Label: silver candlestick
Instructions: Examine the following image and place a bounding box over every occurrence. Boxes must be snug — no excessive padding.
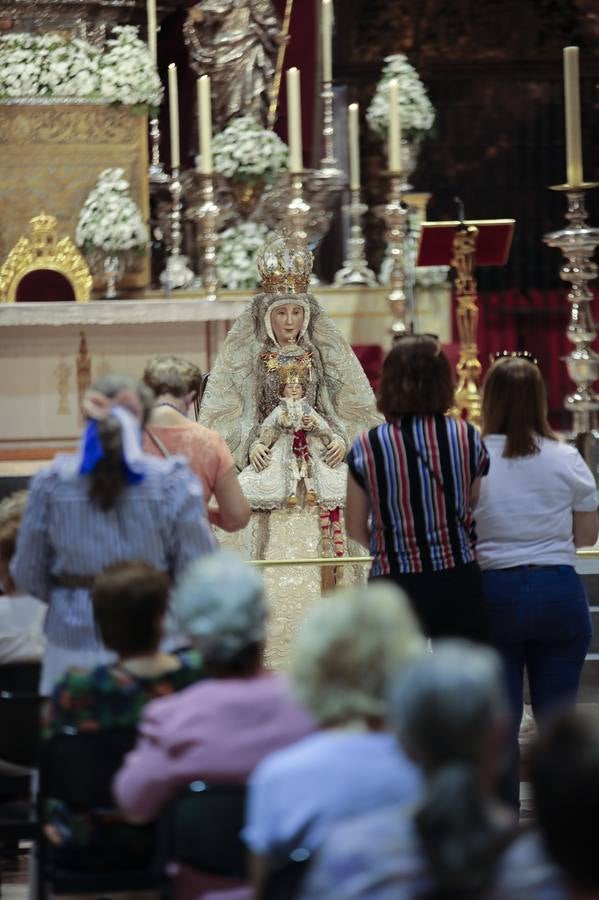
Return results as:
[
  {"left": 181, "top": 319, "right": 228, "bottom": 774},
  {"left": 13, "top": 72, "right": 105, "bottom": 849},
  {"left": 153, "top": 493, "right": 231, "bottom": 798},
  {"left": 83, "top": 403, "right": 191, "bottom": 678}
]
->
[
  {"left": 194, "top": 174, "right": 220, "bottom": 302},
  {"left": 287, "top": 171, "right": 311, "bottom": 246},
  {"left": 160, "top": 168, "right": 194, "bottom": 290},
  {"left": 319, "top": 80, "right": 343, "bottom": 178},
  {"left": 377, "top": 172, "right": 410, "bottom": 337},
  {"left": 334, "top": 188, "right": 377, "bottom": 286},
  {"left": 148, "top": 117, "right": 169, "bottom": 184},
  {"left": 544, "top": 182, "right": 599, "bottom": 435}
]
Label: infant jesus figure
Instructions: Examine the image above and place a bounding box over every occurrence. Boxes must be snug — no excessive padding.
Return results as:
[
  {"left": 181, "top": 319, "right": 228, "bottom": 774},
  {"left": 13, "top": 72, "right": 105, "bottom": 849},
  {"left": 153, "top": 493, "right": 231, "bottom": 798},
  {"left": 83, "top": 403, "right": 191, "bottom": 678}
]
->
[{"left": 239, "top": 366, "right": 348, "bottom": 513}]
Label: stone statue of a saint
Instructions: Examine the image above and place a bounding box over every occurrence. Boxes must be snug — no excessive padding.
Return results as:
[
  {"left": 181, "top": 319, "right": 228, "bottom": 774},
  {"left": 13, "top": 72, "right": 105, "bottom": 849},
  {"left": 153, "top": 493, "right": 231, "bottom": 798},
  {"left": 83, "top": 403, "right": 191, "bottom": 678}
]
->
[{"left": 183, "top": 0, "right": 281, "bottom": 128}]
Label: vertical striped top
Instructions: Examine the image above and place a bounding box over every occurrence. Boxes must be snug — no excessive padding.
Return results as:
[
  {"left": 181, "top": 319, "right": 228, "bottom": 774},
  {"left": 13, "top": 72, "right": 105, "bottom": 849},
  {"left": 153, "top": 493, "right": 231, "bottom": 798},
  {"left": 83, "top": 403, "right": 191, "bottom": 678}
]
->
[
  {"left": 348, "top": 415, "right": 489, "bottom": 575},
  {"left": 11, "top": 455, "right": 216, "bottom": 651}
]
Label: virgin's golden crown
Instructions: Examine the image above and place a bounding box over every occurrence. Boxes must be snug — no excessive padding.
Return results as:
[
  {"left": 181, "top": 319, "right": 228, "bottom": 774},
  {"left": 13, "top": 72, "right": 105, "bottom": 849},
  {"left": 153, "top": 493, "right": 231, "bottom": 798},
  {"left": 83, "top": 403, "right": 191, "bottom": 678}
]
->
[{"left": 257, "top": 231, "right": 313, "bottom": 294}]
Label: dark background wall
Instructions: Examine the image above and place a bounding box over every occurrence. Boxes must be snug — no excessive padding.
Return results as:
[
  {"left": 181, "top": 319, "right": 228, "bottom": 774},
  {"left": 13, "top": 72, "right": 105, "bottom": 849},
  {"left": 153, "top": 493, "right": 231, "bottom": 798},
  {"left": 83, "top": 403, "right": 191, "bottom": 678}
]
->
[{"left": 332, "top": 0, "right": 599, "bottom": 423}]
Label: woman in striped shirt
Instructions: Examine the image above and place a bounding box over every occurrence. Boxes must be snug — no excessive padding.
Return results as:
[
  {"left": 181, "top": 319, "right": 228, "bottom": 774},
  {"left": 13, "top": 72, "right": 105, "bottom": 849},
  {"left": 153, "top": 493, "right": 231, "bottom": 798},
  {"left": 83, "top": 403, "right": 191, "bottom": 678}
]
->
[{"left": 346, "top": 335, "right": 489, "bottom": 641}]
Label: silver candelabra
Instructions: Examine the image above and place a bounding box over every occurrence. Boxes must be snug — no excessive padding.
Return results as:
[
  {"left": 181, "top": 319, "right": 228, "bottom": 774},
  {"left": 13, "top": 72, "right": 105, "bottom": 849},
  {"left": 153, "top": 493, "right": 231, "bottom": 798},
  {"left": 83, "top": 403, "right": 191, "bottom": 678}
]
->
[
  {"left": 544, "top": 183, "right": 599, "bottom": 435},
  {"left": 148, "top": 117, "right": 169, "bottom": 185},
  {"left": 319, "top": 80, "right": 343, "bottom": 178},
  {"left": 194, "top": 174, "right": 221, "bottom": 302},
  {"left": 159, "top": 168, "right": 195, "bottom": 291},
  {"left": 377, "top": 173, "right": 410, "bottom": 337},
  {"left": 334, "top": 189, "right": 377, "bottom": 286},
  {"left": 286, "top": 171, "right": 311, "bottom": 246}
]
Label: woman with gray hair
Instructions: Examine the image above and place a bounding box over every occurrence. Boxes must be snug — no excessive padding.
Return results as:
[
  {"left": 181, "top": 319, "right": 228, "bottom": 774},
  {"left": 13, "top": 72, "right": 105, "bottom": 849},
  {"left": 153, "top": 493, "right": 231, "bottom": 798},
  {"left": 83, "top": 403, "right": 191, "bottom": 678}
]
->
[
  {"left": 113, "top": 552, "right": 314, "bottom": 899},
  {"left": 243, "top": 582, "right": 425, "bottom": 896},
  {"left": 302, "top": 641, "right": 563, "bottom": 899}
]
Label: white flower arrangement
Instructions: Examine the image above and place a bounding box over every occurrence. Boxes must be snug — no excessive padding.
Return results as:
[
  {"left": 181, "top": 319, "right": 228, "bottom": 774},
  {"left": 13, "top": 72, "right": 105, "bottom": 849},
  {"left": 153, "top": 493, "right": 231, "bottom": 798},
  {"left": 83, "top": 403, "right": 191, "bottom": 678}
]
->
[
  {"left": 212, "top": 116, "right": 288, "bottom": 182},
  {"left": 0, "top": 26, "right": 163, "bottom": 110},
  {"left": 99, "top": 26, "right": 163, "bottom": 110},
  {"left": 76, "top": 168, "right": 148, "bottom": 255},
  {"left": 216, "top": 222, "right": 271, "bottom": 290},
  {"left": 366, "top": 54, "right": 435, "bottom": 141}
]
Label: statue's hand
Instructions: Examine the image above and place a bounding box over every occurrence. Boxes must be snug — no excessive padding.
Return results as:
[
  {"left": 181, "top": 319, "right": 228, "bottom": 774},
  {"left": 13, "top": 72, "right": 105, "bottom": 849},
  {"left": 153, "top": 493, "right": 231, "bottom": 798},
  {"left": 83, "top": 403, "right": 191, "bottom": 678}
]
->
[
  {"left": 250, "top": 442, "right": 271, "bottom": 472},
  {"left": 302, "top": 414, "right": 316, "bottom": 431},
  {"left": 188, "top": 6, "right": 204, "bottom": 24},
  {"left": 325, "top": 438, "right": 345, "bottom": 468}
]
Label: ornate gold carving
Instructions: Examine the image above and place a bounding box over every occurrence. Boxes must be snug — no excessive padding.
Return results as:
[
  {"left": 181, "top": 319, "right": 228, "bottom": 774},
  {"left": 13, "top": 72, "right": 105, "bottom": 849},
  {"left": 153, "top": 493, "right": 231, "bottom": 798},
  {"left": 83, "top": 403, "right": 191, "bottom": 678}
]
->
[
  {"left": 0, "top": 213, "right": 92, "bottom": 303},
  {"left": 76, "top": 331, "right": 92, "bottom": 424},
  {"left": 54, "top": 357, "right": 71, "bottom": 415},
  {"left": 0, "top": 104, "right": 150, "bottom": 289},
  {"left": 451, "top": 225, "right": 482, "bottom": 425}
]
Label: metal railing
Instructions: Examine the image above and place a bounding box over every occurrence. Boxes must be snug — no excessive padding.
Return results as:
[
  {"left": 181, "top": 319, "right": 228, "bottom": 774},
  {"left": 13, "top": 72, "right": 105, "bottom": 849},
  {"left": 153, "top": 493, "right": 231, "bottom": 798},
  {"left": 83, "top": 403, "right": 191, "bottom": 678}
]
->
[{"left": 248, "top": 549, "right": 599, "bottom": 568}]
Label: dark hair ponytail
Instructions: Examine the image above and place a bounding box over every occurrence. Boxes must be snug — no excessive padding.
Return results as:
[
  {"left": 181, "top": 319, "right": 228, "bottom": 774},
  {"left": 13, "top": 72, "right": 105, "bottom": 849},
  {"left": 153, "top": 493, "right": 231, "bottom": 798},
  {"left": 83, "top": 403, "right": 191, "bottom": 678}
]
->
[
  {"left": 415, "top": 763, "right": 512, "bottom": 899},
  {"left": 86, "top": 375, "right": 154, "bottom": 512}
]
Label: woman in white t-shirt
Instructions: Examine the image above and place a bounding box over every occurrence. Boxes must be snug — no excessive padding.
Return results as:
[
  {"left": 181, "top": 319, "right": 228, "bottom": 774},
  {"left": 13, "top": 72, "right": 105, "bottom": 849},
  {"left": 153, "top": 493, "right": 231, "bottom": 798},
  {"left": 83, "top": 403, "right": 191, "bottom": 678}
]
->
[{"left": 475, "top": 353, "right": 598, "bottom": 807}]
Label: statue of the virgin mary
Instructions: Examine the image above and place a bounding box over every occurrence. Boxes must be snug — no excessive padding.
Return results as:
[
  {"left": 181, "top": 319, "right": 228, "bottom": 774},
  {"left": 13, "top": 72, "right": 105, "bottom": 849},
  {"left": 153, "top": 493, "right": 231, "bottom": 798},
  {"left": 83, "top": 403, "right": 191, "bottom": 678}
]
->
[{"left": 200, "top": 232, "right": 381, "bottom": 663}]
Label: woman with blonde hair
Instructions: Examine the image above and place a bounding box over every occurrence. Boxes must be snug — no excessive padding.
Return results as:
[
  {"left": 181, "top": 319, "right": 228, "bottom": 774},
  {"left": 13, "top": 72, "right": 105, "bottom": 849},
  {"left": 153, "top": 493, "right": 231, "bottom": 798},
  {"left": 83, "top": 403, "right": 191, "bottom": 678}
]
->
[
  {"left": 143, "top": 355, "right": 250, "bottom": 533},
  {"left": 476, "top": 353, "right": 598, "bottom": 806},
  {"left": 243, "top": 582, "right": 425, "bottom": 894}
]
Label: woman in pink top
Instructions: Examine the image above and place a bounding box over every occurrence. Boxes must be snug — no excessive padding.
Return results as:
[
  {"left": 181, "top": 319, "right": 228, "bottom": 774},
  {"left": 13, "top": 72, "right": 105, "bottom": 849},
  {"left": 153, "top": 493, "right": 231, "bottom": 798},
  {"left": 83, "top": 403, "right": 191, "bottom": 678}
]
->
[
  {"left": 113, "top": 553, "right": 314, "bottom": 900},
  {"left": 143, "top": 356, "right": 250, "bottom": 533}
]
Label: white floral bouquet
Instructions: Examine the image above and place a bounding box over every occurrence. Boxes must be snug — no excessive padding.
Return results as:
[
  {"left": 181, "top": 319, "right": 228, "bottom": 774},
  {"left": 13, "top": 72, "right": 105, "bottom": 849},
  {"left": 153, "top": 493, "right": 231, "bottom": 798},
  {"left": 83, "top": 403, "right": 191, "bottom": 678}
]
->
[
  {"left": 0, "top": 26, "right": 163, "bottom": 110},
  {"left": 216, "top": 222, "right": 271, "bottom": 290},
  {"left": 366, "top": 54, "right": 435, "bottom": 141},
  {"left": 76, "top": 168, "right": 148, "bottom": 255},
  {"left": 212, "top": 116, "right": 288, "bottom": 182},
  {"left": 99, "top": 26, "right": 163, "bottom": 111}
]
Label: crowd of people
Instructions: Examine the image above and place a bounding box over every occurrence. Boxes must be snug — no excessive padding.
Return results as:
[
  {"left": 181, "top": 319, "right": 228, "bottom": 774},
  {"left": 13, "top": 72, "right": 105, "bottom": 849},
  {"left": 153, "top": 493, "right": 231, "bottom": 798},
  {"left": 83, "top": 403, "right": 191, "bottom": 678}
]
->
[{"left": 0, "top": 337, "right": 598, "bottom": 899}]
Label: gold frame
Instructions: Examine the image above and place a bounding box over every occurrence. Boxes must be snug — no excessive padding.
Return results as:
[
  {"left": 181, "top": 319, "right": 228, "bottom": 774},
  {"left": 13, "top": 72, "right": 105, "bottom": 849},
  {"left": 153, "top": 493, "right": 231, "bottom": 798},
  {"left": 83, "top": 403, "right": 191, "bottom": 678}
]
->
[{"left": 0, "top": 213, "right": 92, "bottom": 303}]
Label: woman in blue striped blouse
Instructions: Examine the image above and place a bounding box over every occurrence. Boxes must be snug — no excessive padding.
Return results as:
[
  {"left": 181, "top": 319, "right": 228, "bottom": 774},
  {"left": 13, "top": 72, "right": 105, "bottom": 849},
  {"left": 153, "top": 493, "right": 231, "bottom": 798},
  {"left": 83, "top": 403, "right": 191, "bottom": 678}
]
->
[
  {"left": 346, "top": 336, "right": 489, "bottom": 642},
  {"left": 11, "top": 374, "right": 216, "bottom": 694}
]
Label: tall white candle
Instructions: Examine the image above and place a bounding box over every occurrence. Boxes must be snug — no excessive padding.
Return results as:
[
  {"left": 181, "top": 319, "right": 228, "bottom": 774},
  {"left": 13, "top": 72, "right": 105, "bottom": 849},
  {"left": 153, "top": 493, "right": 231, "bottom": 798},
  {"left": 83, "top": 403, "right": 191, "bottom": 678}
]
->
[
  {"left": 286, "top": 67, "right": 303, "bottom": 173},
  {"left": 388, "top": 79, "right": 402, "bottom": 173},
  {"left": 563, "top": 46, "right": 583, "bottom": 185},
  {"left": 348, "top": 103, "right": 360, "bottom": 191},
  {"left": 168, "top": 63, "right": 180, "bottom": 170},
  {"left": 321, "top": 0, "right": 333, "bottom": 84},
  {"left": 197, "top": 75, "right": 213, "bottom": 175},
  {"left": 147, "top": 0, "right": 157, "bottom": 64}
]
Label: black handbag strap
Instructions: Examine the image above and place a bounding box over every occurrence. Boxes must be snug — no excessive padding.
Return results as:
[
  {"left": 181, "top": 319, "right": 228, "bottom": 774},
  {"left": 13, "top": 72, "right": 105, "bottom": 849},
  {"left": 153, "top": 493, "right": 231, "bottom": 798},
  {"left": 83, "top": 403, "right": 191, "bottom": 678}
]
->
[{"left": 145, "top": 427, "right": 170, "bottom": 458}]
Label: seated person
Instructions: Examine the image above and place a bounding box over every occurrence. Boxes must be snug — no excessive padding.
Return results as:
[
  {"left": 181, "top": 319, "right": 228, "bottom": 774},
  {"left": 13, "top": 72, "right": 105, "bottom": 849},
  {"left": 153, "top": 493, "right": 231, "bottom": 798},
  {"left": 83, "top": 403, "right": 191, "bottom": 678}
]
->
[
  {"left": 114, "top": 553, "right": 314, "bottom": 900},
  {"left": 530, "top": 708, "right": 599, "bottom": 899},
  {"left": 43, "top": 560, "right": 203, "bottom": 867},
  {"left": 243, "top": 584, "right": 425, "bottom": 896},
  {"left": 0, "top": 491, "right": 45, "bottom": 667},
  {"left": 301, "top": 641, "right": 564, "bottom": 899}
]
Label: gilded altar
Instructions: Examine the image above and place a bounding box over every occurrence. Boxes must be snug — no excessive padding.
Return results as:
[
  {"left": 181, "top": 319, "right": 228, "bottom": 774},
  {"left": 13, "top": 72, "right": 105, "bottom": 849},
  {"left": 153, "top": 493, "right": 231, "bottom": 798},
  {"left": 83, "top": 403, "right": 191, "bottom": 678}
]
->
[{"left": 0, "top": 101, "right": 150, "bottom": 290}]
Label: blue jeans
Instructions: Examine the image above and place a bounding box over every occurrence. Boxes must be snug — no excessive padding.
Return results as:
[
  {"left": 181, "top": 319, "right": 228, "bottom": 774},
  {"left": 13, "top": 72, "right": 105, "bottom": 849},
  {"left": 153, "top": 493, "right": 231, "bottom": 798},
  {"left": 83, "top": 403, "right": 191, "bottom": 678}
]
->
[{"left": 483, "top": 565, "right": 592, "bottom": 806}]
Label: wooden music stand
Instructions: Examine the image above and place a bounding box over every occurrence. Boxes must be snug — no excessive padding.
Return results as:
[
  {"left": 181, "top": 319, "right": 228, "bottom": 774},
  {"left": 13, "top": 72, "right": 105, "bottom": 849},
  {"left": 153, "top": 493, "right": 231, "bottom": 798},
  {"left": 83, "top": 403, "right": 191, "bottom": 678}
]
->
[{"left": 416, "top": 219, "right": 515, "bottom": 424}]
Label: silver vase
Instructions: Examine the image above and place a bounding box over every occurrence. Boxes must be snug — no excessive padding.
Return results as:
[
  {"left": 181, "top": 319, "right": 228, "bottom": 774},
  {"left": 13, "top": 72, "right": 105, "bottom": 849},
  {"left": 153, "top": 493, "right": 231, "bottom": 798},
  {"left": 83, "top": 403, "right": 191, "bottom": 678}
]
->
[{"left": 102, "top": 253, "right": 122, "bottom": 300}]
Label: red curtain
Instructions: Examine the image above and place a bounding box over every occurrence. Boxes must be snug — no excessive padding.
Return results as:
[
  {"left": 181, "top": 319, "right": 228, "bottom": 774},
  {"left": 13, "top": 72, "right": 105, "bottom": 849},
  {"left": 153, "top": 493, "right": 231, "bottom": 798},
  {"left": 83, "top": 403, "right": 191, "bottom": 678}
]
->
[
  {"left": 466, "top": 288, "right": 599, "bottom": 428},
  {"left": 272, "top": 0, "right": 317, "bottom": 165}
]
